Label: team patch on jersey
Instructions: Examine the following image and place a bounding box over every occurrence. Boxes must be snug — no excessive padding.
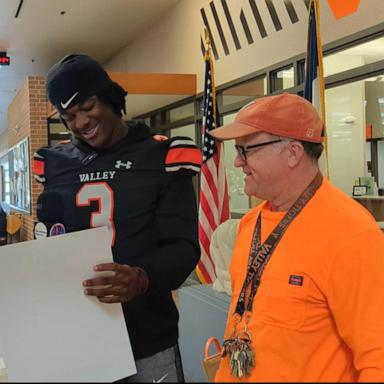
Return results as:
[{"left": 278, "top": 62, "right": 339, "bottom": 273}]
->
[
  {"left": 165, "top": 138, "right": 202, "bottom": 173},
  {"left": 32, "top": 152, "right": 46, "bottom": 183}
]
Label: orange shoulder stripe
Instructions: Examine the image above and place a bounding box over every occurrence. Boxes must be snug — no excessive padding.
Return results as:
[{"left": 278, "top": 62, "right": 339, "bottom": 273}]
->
[
  {"left": 165, "top": 147, "right": 202, "bottom": 166},
  {"left": 33, "top": 159, "right": 45, "bottom": 176}
]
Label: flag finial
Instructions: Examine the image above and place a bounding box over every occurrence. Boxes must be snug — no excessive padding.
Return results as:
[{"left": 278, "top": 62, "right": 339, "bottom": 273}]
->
[{"left": 204, "top": 27, "right": 211, "bottom": 55}]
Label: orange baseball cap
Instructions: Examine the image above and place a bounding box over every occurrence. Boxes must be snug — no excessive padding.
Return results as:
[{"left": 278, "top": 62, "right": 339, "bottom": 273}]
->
[{"left": 210, "top": 93, "right": 324, "bottom": 143}]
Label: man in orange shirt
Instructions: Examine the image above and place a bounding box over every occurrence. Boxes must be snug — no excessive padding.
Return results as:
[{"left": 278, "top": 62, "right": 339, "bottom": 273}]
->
[{"left": 209, "top": 93, "right": 384, "bottom": 382}]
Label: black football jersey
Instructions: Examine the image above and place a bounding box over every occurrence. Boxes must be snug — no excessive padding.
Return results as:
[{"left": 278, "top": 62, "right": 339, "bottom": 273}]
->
[{"left": 33, "top": 120, "right": 202, "bottom": 358}]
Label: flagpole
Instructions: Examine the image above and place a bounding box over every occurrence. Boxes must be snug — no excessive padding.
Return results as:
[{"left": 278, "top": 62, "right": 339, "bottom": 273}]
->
[
  {"left": 313, "top": 0, "right": 325, "bottom": 123},
  {"left": 305, "top": 0, "right": 329, "bottom": 176},
  {"left": 204, "top": 28, "right": 218, "bottom": 128},
  {"left": 313, "top": 0, "right": 329, "bottom": 176}
]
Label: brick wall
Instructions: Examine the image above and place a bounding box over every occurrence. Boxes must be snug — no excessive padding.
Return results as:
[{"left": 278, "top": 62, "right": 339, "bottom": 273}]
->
[{"left": 7, "top": 76, "right": 48, "bottom": 241}]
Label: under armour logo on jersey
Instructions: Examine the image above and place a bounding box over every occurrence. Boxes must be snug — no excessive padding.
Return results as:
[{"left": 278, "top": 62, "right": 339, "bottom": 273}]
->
[{"left": 115, "top": 160, "right": 132, "bottom": 169}]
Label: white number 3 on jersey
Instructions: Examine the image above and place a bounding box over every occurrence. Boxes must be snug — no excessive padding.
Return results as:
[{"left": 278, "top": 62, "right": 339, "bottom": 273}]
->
[{"left": 76, "top": 182, "right": 116, "bottom": 246}]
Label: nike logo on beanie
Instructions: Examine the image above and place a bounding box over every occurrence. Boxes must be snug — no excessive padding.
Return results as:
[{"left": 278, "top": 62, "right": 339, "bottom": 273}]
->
[{"left": 61, "top": 91, "right": 79, "bottom": 109}]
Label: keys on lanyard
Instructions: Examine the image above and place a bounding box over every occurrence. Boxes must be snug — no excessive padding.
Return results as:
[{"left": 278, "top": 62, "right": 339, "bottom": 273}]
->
[{"left": 222, "top": 330, "right": 255, "bottom": 378}]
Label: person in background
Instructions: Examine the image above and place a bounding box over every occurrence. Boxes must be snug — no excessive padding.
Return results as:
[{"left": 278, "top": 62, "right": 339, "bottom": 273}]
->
[
  {"left": 209, "top": 92, "right": 384, "bottom": 382},
  {"left": 33, "top": 53, "right": 202, "bottom": 382}
]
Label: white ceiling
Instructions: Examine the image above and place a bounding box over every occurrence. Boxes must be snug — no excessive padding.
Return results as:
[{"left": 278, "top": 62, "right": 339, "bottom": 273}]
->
[{"left": 0, "top": 0, "right": 181, "bottom": 134}]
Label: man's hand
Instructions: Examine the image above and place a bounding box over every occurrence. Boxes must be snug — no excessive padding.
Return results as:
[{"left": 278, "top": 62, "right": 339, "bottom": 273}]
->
[{"left": 82, "top": 263, "right": 149, "bottom": 303}]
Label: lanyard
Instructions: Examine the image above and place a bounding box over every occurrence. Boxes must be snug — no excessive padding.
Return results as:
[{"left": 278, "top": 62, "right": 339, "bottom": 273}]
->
[
  {"left": 223, "top": 172, "right": 323, "bottom": 379},
  {"left": 235, "top": 172, "right": 323, "bottom": 318}
]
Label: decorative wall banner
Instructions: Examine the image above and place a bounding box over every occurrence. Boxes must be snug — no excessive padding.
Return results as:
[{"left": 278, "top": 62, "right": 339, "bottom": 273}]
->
[
  {"left": 200, "top": 0, "right": 362, "bottom": 61},
  {"left": 200, "top": 0, "right": 304, "bottom": 60},
  {"left": 327, "top": 0, "right": 360, "bottom": 20}
]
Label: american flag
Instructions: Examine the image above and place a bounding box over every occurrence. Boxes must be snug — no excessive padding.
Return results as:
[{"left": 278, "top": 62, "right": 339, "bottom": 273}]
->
[{"left": 196, "top": 47, "right": 230, "bottom": 284}]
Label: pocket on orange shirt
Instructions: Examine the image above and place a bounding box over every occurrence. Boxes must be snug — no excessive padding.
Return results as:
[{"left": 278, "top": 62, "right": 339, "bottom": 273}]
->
[{"left": 255, "top": 272, "right": 309, "bottom": 330}]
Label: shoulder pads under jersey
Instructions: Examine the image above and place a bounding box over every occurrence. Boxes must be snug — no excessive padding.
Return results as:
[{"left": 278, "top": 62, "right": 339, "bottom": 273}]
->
[
  {"left": 32, "top": 141, "right": 75, "bottom": 184},
  {"left": 164, "top": 136, "right": 202, "bottom": 174},
  {"left": 32, "top": 148, "right": 47, "bottom": 184}
]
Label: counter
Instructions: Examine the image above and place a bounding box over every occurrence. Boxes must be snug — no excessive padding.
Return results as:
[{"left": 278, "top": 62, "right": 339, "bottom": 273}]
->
[{"left": 353, "top": 196, "right": 384, "bottom": 221}]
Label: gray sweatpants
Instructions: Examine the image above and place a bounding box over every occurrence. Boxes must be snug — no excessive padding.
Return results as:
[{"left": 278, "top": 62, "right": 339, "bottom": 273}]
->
[{"left": 117, "top": 344, "right": 185, "bottom": 383}]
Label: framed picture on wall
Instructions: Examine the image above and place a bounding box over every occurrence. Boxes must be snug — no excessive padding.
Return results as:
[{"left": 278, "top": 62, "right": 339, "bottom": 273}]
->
[
  {"left": 8, "top": 137, "right": 31, "bottom": 214},
  {"left": 352, "top": 185, "right": 368, "bottom": 197}
]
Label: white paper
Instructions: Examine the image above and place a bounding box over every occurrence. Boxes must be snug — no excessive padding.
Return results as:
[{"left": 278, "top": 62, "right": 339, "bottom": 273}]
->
[{"left": 0, "top": 227, "right": 136, "bottom": 382}]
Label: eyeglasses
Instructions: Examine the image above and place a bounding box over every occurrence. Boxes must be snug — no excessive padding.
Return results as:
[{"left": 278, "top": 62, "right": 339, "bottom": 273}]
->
[{"left": 235, "top": 139, "right": 282, "bottom": 161}]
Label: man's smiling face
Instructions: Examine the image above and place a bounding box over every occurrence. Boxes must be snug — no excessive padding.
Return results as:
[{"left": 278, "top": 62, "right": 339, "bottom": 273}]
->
[{"left": 60, "top": 96, "right": 122, "bottom": 150}]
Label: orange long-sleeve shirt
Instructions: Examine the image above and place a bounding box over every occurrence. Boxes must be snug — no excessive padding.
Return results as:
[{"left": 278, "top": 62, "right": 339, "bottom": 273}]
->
[{"left": 215, "top": 179, "right": 384, "bottom": 382}]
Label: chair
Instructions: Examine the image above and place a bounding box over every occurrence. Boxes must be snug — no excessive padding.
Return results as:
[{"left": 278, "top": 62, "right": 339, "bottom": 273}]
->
[
  {"left": 7, "top": 213, "right": 22, "bottom": 243},
  {"left": 210, "top": 219, "right": 240, "bottom": 296}
]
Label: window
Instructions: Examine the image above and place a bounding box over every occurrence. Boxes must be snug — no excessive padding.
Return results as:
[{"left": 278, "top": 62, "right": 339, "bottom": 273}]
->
[
  {"left": 378, "top": 96, "right": 384, "bottom": 126},
  {"left": 169, "top": 103, "right": 194, "bottom": 123},
  {"left": 8, "top": 137, "right": 31, "bottom": 213},
  {"left": 0, "top": 154, "right": 10, "bottom": 205},
  {"left": 222, "top": 113, "right": 250, "bottom": 212},
  {"left": 169, "top": 124, "right": 196, "bottom": 142},
  {"left": 48, "top": 119, "right": 70, "bottom": 145},
  {"left": 325, "top": 73, "right": 384, "bottom": 194},
  {"left": 365, "top": 76, "right": 384, "bottom": 138},
  {"left": 297, "top": 59, "right": 306, "bottom": 85},
  {"left": 324, "top": 36, "right": 384, "bottom": 77},
  {"left": 150, "top": 112, "right": 166, "bottom": 132},
  {"left": 270, "top": 65, "right": 294, "bottom": 92},
  {"left": 222, "top": 76, "right": 266, "bottom": 107},
  {"left": 49, "top": 122, "right": 67, "bottom": 134}
]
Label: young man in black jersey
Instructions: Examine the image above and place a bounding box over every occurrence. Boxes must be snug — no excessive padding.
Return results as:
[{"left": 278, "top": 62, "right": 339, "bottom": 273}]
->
[{"left": 33, "top": 54, "right": 202, "bottom": 382}]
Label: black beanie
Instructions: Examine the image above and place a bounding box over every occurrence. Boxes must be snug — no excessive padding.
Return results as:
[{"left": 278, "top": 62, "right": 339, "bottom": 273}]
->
[{"left": 46, "top": 53, "right": 114, "bottom": 114}]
